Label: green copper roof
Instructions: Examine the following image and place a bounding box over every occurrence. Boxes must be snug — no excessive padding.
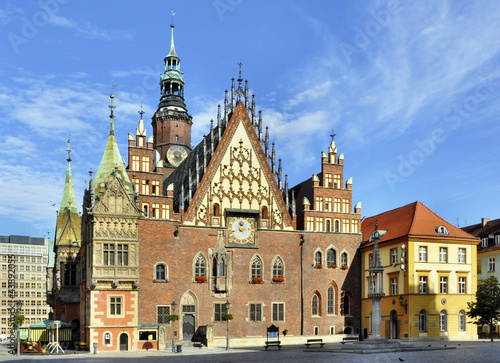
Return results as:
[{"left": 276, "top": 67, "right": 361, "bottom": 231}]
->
[
  {"left": 94, "top": 95, "right": 132, "bottom": 198},
  {"left": 59, "top": 140, "right": 78, "bottom": 217},
  {"left": 55, "top": 139, "right": 81, "bottom": 247}
]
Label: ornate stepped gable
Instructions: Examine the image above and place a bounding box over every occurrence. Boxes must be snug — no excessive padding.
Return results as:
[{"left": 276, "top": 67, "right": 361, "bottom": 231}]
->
[{"left": 165, "top": 99, "right": 293, "bottom": 230}]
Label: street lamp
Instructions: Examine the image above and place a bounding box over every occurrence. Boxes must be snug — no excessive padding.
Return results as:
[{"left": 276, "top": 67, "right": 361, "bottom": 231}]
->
[
  {"left": 225, "top": 301, "right": 231, "bottom": 351},
  {"left": 16, "top": 300, "right": 22, "bottom": 357},
  {"left": 171, "top": 301, "right": 177, "bottom": 353}
]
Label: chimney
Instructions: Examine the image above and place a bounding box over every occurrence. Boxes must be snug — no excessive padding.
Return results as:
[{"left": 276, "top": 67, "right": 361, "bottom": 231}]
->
[{"left": 482, "top": 218, "right": 490, "bottom": 227}]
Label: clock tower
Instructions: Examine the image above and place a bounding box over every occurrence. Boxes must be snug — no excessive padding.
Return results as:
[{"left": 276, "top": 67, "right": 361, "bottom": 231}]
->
[{"left": 152, "top": 20, "right": 192, "bottom": 177}]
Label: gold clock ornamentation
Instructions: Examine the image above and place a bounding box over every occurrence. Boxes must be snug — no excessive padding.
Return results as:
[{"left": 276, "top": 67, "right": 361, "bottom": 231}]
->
[
  {"left": 228, "top": 216, "right": 255, "bottom": 245},
  {"left": 167, "top": 145, "right": 188, "bottom": 167}
]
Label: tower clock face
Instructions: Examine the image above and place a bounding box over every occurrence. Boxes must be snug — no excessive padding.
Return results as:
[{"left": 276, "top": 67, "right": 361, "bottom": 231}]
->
[
  {"left": 228, "top": 215, "right": 255, "bottom": 246},
  {"left": 166, "top": 145, "right": 187, "bottom": 167}
]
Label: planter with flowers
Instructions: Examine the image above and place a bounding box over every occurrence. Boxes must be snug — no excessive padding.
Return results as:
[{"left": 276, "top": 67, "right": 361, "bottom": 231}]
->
[
  {"left": 328, "top": 264, "right": 337, "bottom": 269},
  {"left": 251, "top": 277, "right": 263, "bottom": 284},
  {"left": 195, "top": 275, "right": 207, "bottom": 283},
  {"left": 167, "top": 314, "right": 179, "bottom": 323},
  {"left": 314, "top": 264, "right": 323, "bottom": 269},
  {"left": 272, "top": 276, "right": 285, "bottom": 283},
  {"left": 222, "top": 313, "right": 233, "bottom": 321},
  {"left": 341, "top": 264, "right": 348, "bottom": 270}
]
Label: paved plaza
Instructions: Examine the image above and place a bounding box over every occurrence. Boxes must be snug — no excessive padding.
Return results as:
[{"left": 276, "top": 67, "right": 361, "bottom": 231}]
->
[{"left": 0, "top": 340, "right": 499, "bottom": 362}]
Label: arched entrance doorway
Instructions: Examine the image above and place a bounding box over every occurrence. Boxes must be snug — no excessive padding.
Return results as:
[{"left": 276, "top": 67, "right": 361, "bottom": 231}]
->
[
  {"left": 390, "top": 310, "right": 399, "bottom": 339},
  {"left": 70, "top": 318, "right": 80, "bottom": 344},
  {"left": 119, "top": 333, "right": 128, "bottom": 351}
]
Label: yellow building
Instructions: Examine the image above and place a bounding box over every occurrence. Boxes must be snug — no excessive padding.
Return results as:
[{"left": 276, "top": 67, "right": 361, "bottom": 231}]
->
[{"left": 360, "top": 201, "right": 479, "bottom": 341}]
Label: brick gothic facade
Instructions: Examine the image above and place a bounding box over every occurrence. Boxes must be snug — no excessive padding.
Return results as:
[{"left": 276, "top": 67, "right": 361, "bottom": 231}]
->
[{"left": 78, "top": 24, "right": 362, "bottom": 351}]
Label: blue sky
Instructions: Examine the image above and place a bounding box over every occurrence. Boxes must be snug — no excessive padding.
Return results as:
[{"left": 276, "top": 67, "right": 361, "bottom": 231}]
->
[{"left": 1, "top": 0, "right": 499, "bottom": 238}]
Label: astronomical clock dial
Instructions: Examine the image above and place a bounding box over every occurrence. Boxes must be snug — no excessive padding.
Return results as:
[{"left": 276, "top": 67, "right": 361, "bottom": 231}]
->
[
  {"left": 167, "top": 145, "right": 188, "bottom": 167},
  {"left": 228, "top": 216, "right": 255, "bottom": 245}
]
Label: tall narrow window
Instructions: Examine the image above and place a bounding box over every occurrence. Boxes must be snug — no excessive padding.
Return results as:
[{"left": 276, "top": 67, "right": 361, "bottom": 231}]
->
[
  {"left": 390, "top": 248, "right": 397, "bottom": 265},
  {"left": 340, "top": 252, "right": 348, "bottom": 267},
  {"left": 327, "top": 286, "right": 335, "bottom": 315},
  {"left": 458, "top": 248, "right": 466, "bottom": 263},
  {"left": 272, "top": 257, "right": 283, "bottom": 278},
  {"left": 419, "top": 310, "right": 427, "bottom": 332},
  {"left": 103, "top": 244, "right": 114, "bottom": 266},
  {"left": 334, "top": 220, "right": 340, "bottom": 232},
  {"left": 488, "top": 257, "right": 496, "bottom": 272},
  {"left": 312, "top": 294, "right": 319, "bottom": 316},
  {"left": 439, "top": 310, "right": 447, "bottom": 332},
  {"left": 419, "top": 246, "right": 427, "bottom": 262},
  {"left": 391, "top": 278, "right": 397, "bottom": 295},
  {"left": 117, "top": 244, "right": 128, "bottom": 266},
  {"left": 326, "top": 219, "right": 331, "bottom": 232},
  {"left": 458, "top": 310, "right": 466, "bottom": 331},
  {"left": 440, "top": 247, "right": 447, "bottom": 263},
  {"left": 251, "top": 256, "right": 262, "bottom": 279},
  {"left": 459, "top": 277, "right": 466, "bottom": 294},
  {"left": 314, "top": 251, "right": 322, "bottom": 266},
  {"left": 440, "top": 276, "right": 448, "bottom": 294},
  {"left": 327, "top": 249, "right": 337, "bottom": 267},
  {"left": 343, "top": 294, "right": 351, "bottom": 315},
  {"left": 272, "top": 303, "right": 285, "bottom": 322},
  {"left": 419, "top": 276, "right": 428, "bottom": 294},
  {"left": 195, "top": 255, "right": 206, "bottom": 277}
]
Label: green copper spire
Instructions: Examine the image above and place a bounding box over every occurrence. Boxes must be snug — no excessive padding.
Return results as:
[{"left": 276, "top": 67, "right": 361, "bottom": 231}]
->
[
  {"left": 55, "top": 138, "right": 81, "bottom": 247},
  {"left": 94, "top": 94, "right": 132, "bottom": 198},
  {"left": 168, "top": 22, "right": 177, "bottom": 57},
  {"left": 159, "top": 16, "right": 186, "bottom": 109}
]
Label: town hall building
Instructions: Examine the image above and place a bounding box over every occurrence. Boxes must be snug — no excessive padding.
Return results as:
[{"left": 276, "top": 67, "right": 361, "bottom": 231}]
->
[{"left": 53, "top": 22, "right": 363, "bottom": 351}]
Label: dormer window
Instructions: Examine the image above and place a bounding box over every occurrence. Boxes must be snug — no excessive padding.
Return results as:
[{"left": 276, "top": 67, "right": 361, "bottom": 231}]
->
[
  {"left": 482, "top": 238, "right": 488, "bottom": 248},
  {"left": 436, "top": 226, "right": 449, "bottom": 235}
]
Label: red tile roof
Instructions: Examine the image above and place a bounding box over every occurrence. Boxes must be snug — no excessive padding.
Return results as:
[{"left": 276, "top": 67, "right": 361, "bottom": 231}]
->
[
  {"left": 462, "top": 218, "right": 500, "bottom": 252},
  {"left": 361, "top": 201, "right": 478, "bottom": 247}
]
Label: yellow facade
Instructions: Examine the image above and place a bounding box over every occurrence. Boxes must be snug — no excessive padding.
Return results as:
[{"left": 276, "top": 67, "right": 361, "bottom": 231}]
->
[{"left": 361, "top": 235, "right": 477, "bottom": 341}]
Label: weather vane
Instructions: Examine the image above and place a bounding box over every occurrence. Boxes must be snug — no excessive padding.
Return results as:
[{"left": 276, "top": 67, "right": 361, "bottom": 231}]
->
[
  {"left": 330, "top": 128, "right": 336, "bottom": 141},
  {"left": 238, "top": 61, "right": 243, "bottom": 82},
  {"left": 138, "top": 104, "right": 145, "bottom": 119},
  {"left": 171, "top": 11, "right": 175, "bottom": 26}
]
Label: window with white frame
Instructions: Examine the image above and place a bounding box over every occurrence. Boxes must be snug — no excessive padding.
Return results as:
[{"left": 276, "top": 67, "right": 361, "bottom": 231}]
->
[
  {"left": 488, "top": 257, "right": 495, "bottom": 272},
  {"left": 439, "top": 310, "right": 447, "bottom": 332},
  {"left": 419, "top": 246, "right": 427, "bottom": 262},
  {"left": 458, "top": 248, "right": 466, "bottom": 263},
  {"left": 458, "top": 277, "right": 466, "bottom": 294},
  {"left": 391, "top": 278, "right": 397, "bottom": 295},
  {"left": 340, "top": 252, "right": 348, "bottom": 267},
  {"left": 458, "top": 310, "right": 466, "bottom": 331},
  {"left": 419, "top": 276, "right": 428, "bottom": 294},
  {"left": 440, "top": 276, "right": 448, "bottom": 293},
  {"left": 272, "top": 302, "right": 284, "bottom": 322},
  {"left": 251, "top": 256, "right": 262, "bottom": 279},
  {"left": 482, "top": 238, "right": 488, "bottom": 247},
  {"left": 327, "top": 249, "right": 337, "bottom": 267},
  {"left": 390, "top": 249, "right": 397, "bottom": 265},
  {"left": 440, "top": 247, "right": 447, "bottom": 263},
  {"left": 314, "top": 251, "right": 322, "bottom": 266},
  {"left": 195, "top": 254, "right": 206, "bottom": 277},
  {"left": 272, "top": 257, "right": 283, "bottom": 279}
]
